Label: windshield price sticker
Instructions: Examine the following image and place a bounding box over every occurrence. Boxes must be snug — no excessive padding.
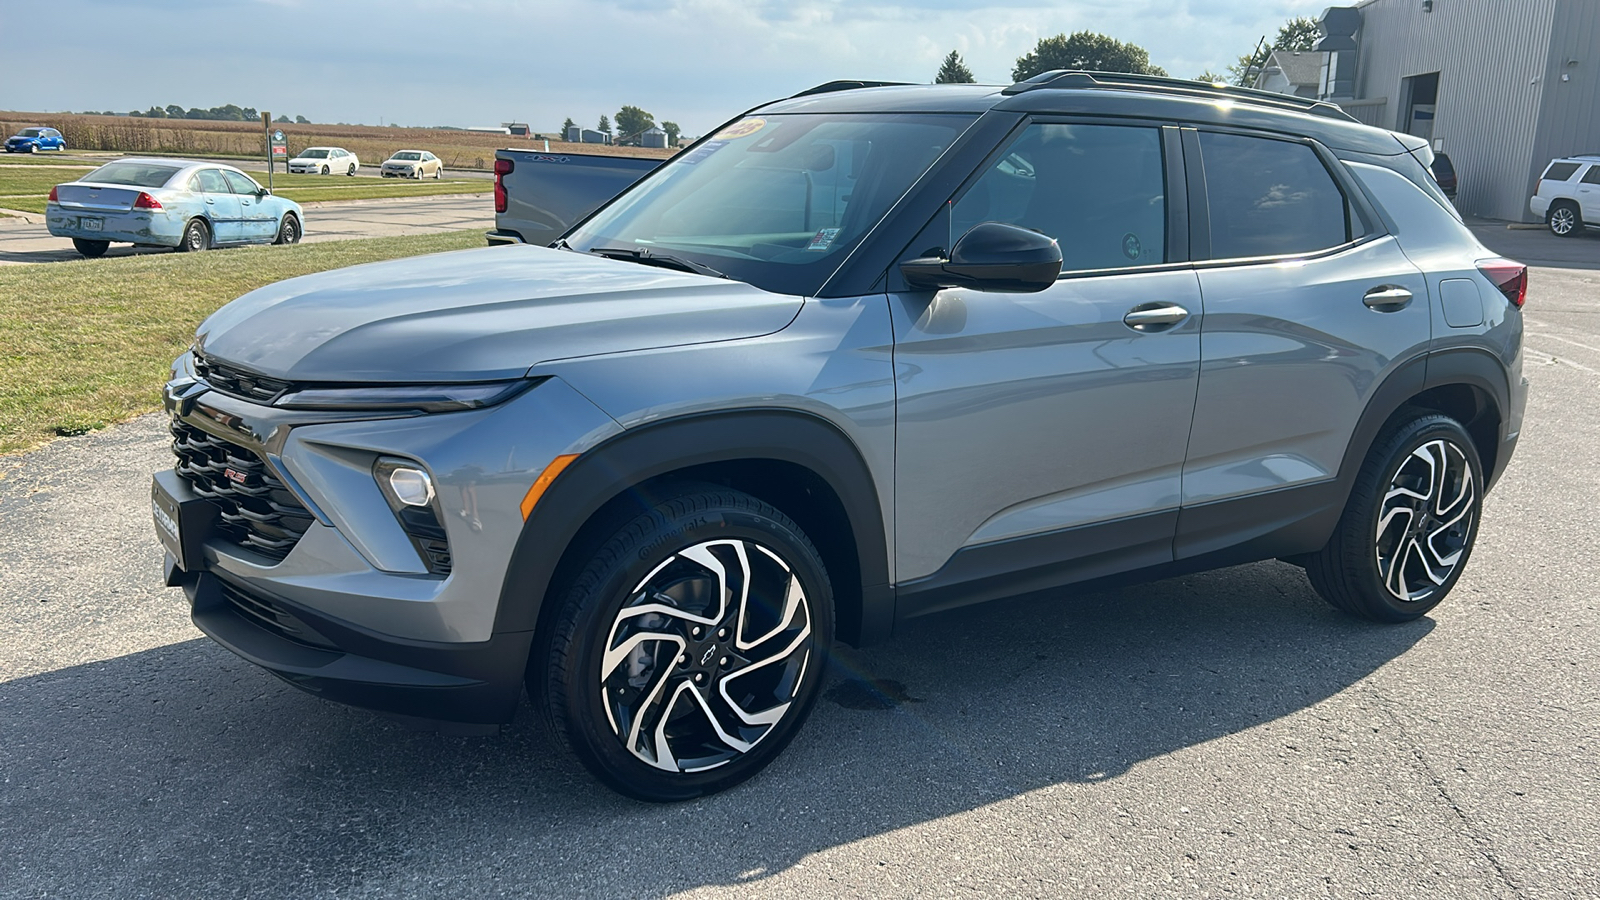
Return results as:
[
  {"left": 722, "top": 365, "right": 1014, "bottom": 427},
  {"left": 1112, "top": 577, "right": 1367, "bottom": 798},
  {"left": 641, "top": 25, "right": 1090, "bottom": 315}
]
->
[
  {"left": 806, "top": 227, "right": 842, "bottom": 252},
  {"left": 678, "top": 140, "right": 728, "bottom": 165},
  {"left": 713, "top": 118, "right": 766, "bottom": 141}
]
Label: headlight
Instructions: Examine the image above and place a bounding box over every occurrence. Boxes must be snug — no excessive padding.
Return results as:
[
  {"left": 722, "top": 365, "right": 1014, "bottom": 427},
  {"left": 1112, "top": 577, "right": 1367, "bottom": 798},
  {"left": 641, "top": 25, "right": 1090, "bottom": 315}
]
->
[{"left": 272, "top": 379, "right": 538, "bottom": 413}]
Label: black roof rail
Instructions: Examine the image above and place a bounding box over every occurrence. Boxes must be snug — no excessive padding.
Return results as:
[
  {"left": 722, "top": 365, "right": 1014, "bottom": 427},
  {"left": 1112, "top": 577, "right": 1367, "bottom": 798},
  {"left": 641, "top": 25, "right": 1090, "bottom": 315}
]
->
[
  {"left": 1001, "top": 70, "right": 1358, "bottom": 123},
  {"left": 791, "top": 80, "right": 912, "bottom": 98}
]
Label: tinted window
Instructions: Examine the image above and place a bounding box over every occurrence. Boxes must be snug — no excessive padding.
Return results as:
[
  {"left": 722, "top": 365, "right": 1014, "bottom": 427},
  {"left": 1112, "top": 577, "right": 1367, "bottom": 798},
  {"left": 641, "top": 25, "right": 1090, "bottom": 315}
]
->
[
  {"left": 1543, "top": 162, "right": 1580, "bottom": 182},
  {"left": 20, "top": 128, "right": 43, "bottom": 137},
  {"left": 84, "top": 162, "right": 182, "bottom": 188},
  {"left": 952, "top": 123, "right": 1166, "bottom": 271},
  {"left": 222, "top": 170, "right": 260, "bottom": 194},
  {"left": 1581, "top": 166, "right": 1600, "bottom": 186},
  {"left": 1199, "top": 132, "right": 1349, "bottom": 259},
  {"left": 194, "top": 169, "right": 229, "bottom": 193}
]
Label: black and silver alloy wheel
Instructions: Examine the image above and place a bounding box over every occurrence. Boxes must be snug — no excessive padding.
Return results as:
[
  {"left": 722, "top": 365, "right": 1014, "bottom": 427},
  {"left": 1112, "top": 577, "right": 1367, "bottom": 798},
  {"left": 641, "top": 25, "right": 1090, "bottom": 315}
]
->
[
  {"left": 602, "top": 538, "right": 813, "bottom": 773},
  {"left": 539, "top": 486, "right": 833, "bottom": 801},
  {"left": 1548, "top": 202, "right": 1582, "bottom": 237},
  {"left": 1307, "top": 412, "right": 1484, "bottom": 622},
  {"left": 1374, "top": 439, "right": 1476, "bottom": 603}
]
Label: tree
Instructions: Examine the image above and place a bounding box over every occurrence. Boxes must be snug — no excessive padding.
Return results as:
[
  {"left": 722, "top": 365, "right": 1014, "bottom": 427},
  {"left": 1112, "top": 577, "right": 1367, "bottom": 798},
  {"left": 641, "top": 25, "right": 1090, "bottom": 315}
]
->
[
  {"left": 661, "top": 120, "right": 681, "bottom": 146},
  {"left": 614, "top": 105, "right": 655, "bottom": 140},
  {"left": 597, "top": 114, "right": 612, "bottom": 135},
  {"left": 165, "top": 104, "right": 185, "bottom": 118},
  {"left": 1012, "top": 31, "right": 1166, "bottom": 81},
  {"left": 295, "top": 115, "right": 310, "bottom": 124},
  {"left": 1227, "top": 16, "right": 1319, "bottom": 86},
  {"left": 1194, "top": 70, "right": 1227, "bottom": 84},
  {"left": 934, "top": 49, "right": 975, "bottom": 84},
  {"left": 143, "top": 105, "right": 167, "bottom": 118},
  {"left": 561, "top": 116, "right": 576, "bottom": 135},
  {"left": 274, "top": 114, "right": 291, "bottom": 124}
]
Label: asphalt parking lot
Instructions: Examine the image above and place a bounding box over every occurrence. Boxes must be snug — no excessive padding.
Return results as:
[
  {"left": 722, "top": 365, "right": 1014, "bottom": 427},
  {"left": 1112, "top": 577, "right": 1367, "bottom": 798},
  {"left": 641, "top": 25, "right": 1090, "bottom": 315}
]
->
[{"left": 1, "top": 229, "right": 1597, "bottom": 898}]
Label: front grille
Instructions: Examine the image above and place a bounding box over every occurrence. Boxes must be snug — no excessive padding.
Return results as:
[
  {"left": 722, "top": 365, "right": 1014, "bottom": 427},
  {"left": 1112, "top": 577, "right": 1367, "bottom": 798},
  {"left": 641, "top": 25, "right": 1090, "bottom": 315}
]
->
[
  {"left": 217, "top": 578, "right": 336, "bottom": 649},
  {"left": 171, "top": 416, "right": 314, "bottom": 561},
  {"left": 193, "top": 354, "right": 291, "bottom": 404}
]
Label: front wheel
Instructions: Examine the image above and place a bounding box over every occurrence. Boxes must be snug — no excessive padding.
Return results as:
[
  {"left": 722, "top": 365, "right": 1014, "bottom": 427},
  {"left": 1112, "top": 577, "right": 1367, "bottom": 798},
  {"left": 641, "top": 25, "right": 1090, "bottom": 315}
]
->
[
  {"left": 320, "top": 164, "right": 329, "bottom": 175},
  {"left": 72, "top": 238, "right": 109, "bottom": 258},
  {"left": 177, "top": 218, "right": 209, "bottom": 252},
  {"left": 538, "top": 487, "right": 834, "bottom": 801},
  {"left": 1548, "top": 201, "right": 1583, "bottom": 237},
  {"left": 347, "top": 163, "right": 356, "bottom": 176},
  {"left": 434, "top": 166, "right": 443, "bottom": 179},
  {"left": 1306, "top": 413, "right": 1483, "bottom": 622}
]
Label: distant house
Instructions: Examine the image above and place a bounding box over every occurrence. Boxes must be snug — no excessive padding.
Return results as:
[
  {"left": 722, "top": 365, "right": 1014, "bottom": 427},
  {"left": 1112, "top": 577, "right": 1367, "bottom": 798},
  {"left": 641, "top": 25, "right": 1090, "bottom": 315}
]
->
[
  {"left": 1252, "top": 50, "right": 1325, "bottom": 99},
  {"left": 502, "top": 122, "right": 530, "bottom": 137}
]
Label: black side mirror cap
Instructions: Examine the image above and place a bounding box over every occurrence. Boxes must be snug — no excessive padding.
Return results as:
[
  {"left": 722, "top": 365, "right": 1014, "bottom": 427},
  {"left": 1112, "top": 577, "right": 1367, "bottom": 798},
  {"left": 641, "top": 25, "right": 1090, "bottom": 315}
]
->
[{"left": 900, "top": 221, "right": 1062, "bottom": 293}]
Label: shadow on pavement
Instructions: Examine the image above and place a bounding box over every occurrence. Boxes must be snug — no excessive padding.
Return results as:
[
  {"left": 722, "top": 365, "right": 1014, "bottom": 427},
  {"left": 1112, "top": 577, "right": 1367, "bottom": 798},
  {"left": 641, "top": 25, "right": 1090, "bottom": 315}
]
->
[{"left": 0, "top": 561, "right": 1429, "bottom": 897}]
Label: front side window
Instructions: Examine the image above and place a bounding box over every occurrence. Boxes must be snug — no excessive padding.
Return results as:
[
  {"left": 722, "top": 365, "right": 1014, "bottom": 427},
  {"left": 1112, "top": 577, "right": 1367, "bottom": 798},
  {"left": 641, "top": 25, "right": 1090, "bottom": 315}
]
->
[
  {"left": 1543, "top": 161, "right": 1580, "bottom": 182},
  {"left": 20, "top": 128, "right": 43, "bottom": 137},
  {"left": 566, "top": 112, "right": 974, "bottom": 296},
  {"left": 1199, "top": 132, "right": 1349, "bottom": 260},
  {"left": 952, "top": 123, "right": 1166, "bottom": 272},
  {"left": 222, "top": 170, "right": 260, "bottom": 194}
]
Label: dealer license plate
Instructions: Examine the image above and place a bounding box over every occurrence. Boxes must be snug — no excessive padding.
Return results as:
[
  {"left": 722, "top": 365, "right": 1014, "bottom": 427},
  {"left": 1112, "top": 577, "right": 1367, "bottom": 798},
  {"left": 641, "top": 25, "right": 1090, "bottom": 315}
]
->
[{"left": 79, "top": 217, "right": 102, "bottom": 231}]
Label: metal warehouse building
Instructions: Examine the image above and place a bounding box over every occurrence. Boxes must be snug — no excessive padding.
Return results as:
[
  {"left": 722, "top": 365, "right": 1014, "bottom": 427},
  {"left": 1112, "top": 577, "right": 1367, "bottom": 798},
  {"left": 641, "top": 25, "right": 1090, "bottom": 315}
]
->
[{"left": 1313, "top": 0, "right": 1600, "bottom": 221}]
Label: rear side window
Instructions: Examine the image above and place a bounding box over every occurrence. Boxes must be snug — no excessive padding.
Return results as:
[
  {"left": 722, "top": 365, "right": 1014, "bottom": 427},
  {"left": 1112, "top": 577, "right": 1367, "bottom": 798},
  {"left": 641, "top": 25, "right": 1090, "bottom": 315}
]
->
[
  {"left": 1543, "top": 162, "right": 1580, "bottom": 182},
  {"left": 1199, "top": 132, "right": 1349, "bottom": 260},
  {"left": 953, "top": 123, "right": 1166, "bottom": 271},
  {"left": 1581, "top": 166, "right": 1600, "bottom": 186},
  {"left": 194, "top": 169, "right": 229, "bottom": 193}
]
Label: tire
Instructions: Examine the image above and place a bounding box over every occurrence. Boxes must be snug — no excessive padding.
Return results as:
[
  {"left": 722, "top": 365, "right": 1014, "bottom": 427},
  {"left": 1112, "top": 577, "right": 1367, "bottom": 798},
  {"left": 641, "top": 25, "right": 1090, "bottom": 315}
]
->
[
  {"left": 320, "top": 164, "right": 329, "bottom": 175},
  {"left": 413, "top": 167, "right": 422, "bottom": 179},
  {"left": 537, "top": 486, "right": 834, "bottom": 801},
  {"left": 273, "top": 213, "right": 300, "bottom": 245},
  {"left": 1306, "top": 412, "right": 1483, "bottom": 622},
  {"left": 347, "top": 163, "right": 356, "bottom": 176},
  {"left": 435, "top": 166, "right": 443, "bottom": 179},
  {"left": 1547, "top": 201, "right": 1583, "bottom": 237},
  {"left": 27, "top": 144, "right": 37, "bottom": 154},
  {"left": 72, "top": 238, "right": 109, "bottom": 258},
  {"left": 177, "top": 219, "right": 209, "bottom": 252}
]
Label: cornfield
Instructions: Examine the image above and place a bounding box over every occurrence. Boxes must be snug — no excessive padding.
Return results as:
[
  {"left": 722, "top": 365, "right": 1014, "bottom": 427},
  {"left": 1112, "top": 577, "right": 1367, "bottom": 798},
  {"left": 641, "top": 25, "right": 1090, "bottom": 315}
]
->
[{"left": 0, "top": 112, "right": 676, "bottom": 170}]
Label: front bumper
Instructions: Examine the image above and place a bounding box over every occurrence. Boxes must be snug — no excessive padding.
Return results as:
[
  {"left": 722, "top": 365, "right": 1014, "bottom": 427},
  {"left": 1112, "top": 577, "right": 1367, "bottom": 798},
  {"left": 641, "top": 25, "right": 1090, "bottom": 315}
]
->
[{"left": 155, "top": 363, "right": 622, "bottom": 724}]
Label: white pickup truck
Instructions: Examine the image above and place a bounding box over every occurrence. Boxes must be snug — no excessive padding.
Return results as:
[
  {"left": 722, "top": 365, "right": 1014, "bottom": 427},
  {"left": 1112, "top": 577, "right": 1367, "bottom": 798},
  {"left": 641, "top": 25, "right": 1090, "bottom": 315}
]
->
[{"left": 485, "top": 148, "right": 663, "bottom": 247}]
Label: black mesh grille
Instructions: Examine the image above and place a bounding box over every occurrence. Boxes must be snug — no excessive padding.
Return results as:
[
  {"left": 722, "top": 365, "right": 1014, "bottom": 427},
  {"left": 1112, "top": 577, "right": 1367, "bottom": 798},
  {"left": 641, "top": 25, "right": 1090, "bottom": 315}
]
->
[
  {"left": 218, "top": 578, "right": 335, "bottom": 649},
  {"left": 193, "top": 354, "right": 291, "bottom": 404},
  {"left": 171, "top": 416, "right": 313, "bottom": 561}
]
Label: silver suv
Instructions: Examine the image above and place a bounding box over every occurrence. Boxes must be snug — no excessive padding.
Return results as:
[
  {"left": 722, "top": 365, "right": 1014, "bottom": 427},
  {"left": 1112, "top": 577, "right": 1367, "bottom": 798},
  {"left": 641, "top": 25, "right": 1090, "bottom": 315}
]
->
[{"left": 153, "top": 72, "right": 1528, "bottom": 801}]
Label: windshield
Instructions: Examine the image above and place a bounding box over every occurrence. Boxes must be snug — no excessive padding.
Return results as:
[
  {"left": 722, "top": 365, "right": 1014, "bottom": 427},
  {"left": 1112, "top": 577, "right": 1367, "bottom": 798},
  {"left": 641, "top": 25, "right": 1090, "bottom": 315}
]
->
[
  {"left": 392, "top": 151, "right": 421, "bottom": 161},
  {"left": 300, "top": 149, "right": 330, "bottom": 159},
  {"left": 19, "top": 128, "right": 44, "bottom": 138},
  {"left": 565, "top": 112, "right": 974, "bottom": 296},
  {"left": 83, "top": 162, "right": 181, "bottom": 188}
]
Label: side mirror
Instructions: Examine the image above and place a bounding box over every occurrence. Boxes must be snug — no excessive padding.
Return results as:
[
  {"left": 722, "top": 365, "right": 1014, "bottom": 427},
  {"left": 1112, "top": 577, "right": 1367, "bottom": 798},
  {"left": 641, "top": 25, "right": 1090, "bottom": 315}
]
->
[
  {"left": 257, "top": 188, "right": 270, "bottom": 197},
  {"left": 900, "top": 222, "right": 1062, "bottom": 293}
]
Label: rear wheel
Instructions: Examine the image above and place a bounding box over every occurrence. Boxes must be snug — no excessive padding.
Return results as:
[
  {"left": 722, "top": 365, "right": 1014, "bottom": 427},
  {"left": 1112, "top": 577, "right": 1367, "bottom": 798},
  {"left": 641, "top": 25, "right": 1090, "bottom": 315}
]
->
[
  {"left": 71, "top": 238, "right": 109, "bottom": 258},
  {"left": 538, "top": 487, "right": 833, "bottom": 801},
  {"left": 1306, "top": 412, "right": 1483, "bottom": 622},
  {"left": 273, "top": 214, "right": 300, "bottom": 245},
  {"left": 177, "top": 219, "right": 209, "bottom": 252},
  {"left": 347, "top": 163, "right": 356, "bottom": 176},
  {"left": 1548, "top": 201, "right": 1583, "bottom": 237}
]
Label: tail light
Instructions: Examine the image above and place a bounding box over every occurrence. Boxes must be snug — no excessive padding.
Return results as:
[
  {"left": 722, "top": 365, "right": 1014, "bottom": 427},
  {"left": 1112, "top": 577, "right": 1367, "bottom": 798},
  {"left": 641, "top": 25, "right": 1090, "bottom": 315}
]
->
[
  {"left": 493, "top": 158, "right": 513, "bottom": 213},
  {"left": 1477, "top": 258, "right": 1527, "bottom": 308},
  {"left": 47, "top": 186, "right": 57, "bottom": 201},
  {"left": 133, "top": 191, "right": 163, "bottom": 210}
]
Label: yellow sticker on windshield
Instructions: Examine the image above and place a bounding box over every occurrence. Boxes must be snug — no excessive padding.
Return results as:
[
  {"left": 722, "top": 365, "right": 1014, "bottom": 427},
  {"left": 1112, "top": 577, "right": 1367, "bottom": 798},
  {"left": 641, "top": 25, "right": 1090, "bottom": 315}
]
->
[{"left": 713, "top": 117, "right": 766, "bottom": 140}]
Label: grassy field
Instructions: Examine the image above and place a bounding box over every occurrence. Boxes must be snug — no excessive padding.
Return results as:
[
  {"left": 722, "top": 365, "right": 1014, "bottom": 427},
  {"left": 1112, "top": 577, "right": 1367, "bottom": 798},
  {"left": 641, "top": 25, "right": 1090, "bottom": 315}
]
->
[
  {"left": 0, "top": 229, "right": 483, "bottom": 455},
  {"left": 0, "top": 162, "right": 489, "bottom": 214},
  {"left": 2, "top": 111, "right": 678, "bottom": 172}
]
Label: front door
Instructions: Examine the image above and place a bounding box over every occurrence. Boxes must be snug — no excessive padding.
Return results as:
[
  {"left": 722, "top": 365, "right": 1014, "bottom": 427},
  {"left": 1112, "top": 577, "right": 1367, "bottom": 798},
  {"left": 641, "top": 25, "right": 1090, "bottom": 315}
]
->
[
  {"left": 892, "top": 121, "right": 1201, "bottom": 598},
  {"left": 222, "top": 169, "right": 274, "bottom": 241}
]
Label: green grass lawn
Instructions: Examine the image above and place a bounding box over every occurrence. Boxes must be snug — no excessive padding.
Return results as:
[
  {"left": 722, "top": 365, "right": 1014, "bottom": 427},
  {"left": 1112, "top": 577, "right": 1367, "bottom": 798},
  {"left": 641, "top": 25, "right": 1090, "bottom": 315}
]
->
[
  {"left": 0, "top": 164, "right": 488, "bottom": 214},
  {"left": 0, "top": 229, "right": 484, "bottom": 455}
]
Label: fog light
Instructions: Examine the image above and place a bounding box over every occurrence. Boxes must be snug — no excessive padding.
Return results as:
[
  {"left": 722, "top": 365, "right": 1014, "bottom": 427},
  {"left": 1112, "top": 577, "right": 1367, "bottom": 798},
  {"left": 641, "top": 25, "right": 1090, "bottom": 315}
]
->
[{"left": 387, "top": 466, "right": 434, "bottom": 507}]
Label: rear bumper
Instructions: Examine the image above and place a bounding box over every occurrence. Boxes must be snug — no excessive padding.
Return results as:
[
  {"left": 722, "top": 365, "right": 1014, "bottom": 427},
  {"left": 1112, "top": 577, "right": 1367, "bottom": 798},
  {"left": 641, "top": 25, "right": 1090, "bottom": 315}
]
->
[
  {"left": 173, "top": 561, "right": 532, "bottom": 726},
  {"left": 1530, "top": 195, "right": 1551, "bottom": 218},
  {"left": 45, "top": 205, "right": 184, "bottom": 246},
  {"left": 485, "top": 229, "right": 526, "bottom": 245}
]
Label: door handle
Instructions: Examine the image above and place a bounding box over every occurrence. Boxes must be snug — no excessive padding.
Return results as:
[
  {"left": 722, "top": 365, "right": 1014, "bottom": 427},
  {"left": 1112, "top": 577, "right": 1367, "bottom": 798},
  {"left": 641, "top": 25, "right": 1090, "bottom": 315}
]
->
[
  {"left": 1363, "top": 285, "right": 1414, "bottom": 311},
  {"left": 1123, "top": 303, "right": 1190, "bottom": 331},
  {"left": 204, "top": 198, "right": 215, "bottom": 204}
]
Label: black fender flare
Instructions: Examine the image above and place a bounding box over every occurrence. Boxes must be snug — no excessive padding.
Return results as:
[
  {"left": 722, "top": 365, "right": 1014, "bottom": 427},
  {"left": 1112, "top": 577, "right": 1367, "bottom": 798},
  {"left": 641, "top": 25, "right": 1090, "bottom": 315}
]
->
[{"left": 493, "top": 408, "right": 894, "bottom": 644}]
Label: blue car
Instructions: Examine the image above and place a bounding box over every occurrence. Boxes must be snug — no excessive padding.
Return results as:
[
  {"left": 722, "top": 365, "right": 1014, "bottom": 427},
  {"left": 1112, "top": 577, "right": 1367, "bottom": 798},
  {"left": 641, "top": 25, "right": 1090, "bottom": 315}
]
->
[
  {"left": 5, "top": 126, "right": 65, "bottom": 152},
  {"left": 46, "top": 158, "right": 304, "bottom": 258}
]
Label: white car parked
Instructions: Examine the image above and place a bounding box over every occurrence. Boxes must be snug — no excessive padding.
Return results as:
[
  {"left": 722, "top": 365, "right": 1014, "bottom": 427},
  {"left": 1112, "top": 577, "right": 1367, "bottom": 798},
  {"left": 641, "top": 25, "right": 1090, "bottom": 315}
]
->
[
  {"left": 1529, "top": 154, "right": 1600, "bottom": 236},
  {"left": 288, "top": 147, "right": 360, "bottom": 176}
]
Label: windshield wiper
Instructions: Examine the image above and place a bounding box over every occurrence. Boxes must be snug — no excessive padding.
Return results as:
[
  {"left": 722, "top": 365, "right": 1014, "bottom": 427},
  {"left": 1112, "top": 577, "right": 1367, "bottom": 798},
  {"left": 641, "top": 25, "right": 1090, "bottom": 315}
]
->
[{"left": 586, "top": 246, "right": 728, "bottom": 280}]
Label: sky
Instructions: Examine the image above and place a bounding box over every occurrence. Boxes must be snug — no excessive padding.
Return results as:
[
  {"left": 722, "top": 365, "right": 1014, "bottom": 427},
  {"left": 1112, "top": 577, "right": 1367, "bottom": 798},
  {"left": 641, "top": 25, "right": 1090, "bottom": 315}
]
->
[{"left": 1, "top": 0, "right": 1328, "bottom": 136}]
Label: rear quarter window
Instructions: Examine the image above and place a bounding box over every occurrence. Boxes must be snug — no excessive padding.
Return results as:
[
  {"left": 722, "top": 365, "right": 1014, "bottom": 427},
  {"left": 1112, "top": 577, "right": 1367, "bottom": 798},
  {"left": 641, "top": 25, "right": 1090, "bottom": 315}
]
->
[{"left": 1543, "top": 162, "right": 1581, "bottom": 182}]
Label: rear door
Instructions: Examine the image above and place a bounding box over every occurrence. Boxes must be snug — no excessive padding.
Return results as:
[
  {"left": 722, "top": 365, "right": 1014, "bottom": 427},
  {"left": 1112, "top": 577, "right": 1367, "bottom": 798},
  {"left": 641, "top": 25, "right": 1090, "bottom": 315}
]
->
[
  {"left": 891, "top": 120, "right": 1202, "bottom": 596},
  {"left": 1176, "top": 128, "right": 1429, "bottom": 558},
  {"left": 192, "top": 168, "right": 243, "bottom": 243}
]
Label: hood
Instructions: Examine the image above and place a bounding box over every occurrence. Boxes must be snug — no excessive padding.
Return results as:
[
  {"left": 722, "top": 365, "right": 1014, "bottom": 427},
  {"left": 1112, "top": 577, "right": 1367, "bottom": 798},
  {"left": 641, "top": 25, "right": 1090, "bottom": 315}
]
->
[{"left": 194, "top": 245, "right": 803, "bottom": 382}]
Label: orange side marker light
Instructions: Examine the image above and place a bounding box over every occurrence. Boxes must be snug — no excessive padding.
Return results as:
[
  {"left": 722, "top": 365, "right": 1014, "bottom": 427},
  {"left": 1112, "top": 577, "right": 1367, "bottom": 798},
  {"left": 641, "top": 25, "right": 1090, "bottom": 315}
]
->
[{"left": 520, "top": 453, "right": 579, "bottom": 520}]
